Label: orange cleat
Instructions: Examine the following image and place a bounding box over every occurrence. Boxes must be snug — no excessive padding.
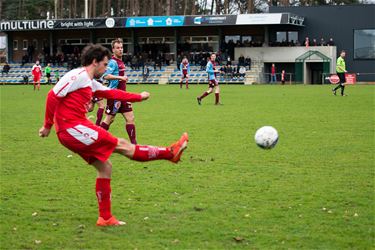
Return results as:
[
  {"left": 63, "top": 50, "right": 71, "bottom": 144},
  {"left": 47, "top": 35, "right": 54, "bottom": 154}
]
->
[
  {"left": 96, "top": 216, "right": 126, "bottom": 226},
  {"left": 169, "top": 132, "right": 189, "bottom": 163}
]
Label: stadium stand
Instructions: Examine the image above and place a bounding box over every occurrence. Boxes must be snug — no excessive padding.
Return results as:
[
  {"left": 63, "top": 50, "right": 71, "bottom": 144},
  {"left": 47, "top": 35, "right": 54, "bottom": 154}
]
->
[{"left": 0, "top": 62, "right": 251, "bottom": 85}]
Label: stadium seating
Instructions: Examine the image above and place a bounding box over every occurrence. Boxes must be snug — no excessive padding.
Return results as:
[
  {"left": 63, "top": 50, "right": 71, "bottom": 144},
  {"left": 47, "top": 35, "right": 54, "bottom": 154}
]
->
[{"left": 0, "top": 63, "right": 246, "bottom": 85}]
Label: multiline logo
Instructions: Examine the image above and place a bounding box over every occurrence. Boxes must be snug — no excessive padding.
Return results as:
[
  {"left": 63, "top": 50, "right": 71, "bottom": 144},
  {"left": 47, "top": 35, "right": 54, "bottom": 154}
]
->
[{"left": 0, "top": 20, "right": 55, "bottom": 31}]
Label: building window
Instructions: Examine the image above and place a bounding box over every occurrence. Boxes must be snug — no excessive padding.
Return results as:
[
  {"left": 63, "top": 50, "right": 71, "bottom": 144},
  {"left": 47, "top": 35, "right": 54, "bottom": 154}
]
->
[
  {"left": 276, "top": 32, "right": 287, "bottom": 43},
  {"left": 225, "top": 35, "right": 240, "bottom": 43},
  {"left": 13, "top": 40, "right": 18, "bottom": 50},
  {"left": 354, "top": 29, "right": 375, "bottom": 60},
  {"left": 23, "top": 40, "right": 28, "bottom": 50},
  {"left": 288, "top": 31, "right": 298, "bottom": 43}
]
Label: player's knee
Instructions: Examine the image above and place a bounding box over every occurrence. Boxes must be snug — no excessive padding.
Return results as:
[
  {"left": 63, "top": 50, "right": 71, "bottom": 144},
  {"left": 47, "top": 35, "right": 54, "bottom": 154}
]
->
[
  {"left": 125, "top": 114, "right": 135, "bottom": 124},
  {"left": 117, "top": 138, "right": 133, "bottom": 150},
  {"left": 115, "top": 138, "right": 135, "bottom": 157}
]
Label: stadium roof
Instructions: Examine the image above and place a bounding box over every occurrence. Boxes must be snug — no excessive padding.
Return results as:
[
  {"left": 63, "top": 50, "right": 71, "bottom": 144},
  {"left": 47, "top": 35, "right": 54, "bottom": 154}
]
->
[{"left": 0, "top": 13, "right": 304, "bottom": 32}]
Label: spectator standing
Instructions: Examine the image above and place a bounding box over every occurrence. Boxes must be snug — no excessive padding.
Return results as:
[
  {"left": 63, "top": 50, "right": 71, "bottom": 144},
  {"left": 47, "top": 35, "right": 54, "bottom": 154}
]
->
[
  {"left": 304, "top": 37, "right": 309, "bottom": 48},
  {"left": 281, "top": 70, "right": 286, "bottom": 85},
  {"left": 270, "top": 64, "right": 276, "bottom": 83},
  {"left": 238, "top": 55, "right": 245, "bottom": 67},
  {"left": 327, "top": 38, "right": 335, "bottom": 46},
  {"left": 245, "top": 56, "right": 252, "bottom": 70},
  {"left": 320, "top": 38, "right": 326, "bottom": 46}
]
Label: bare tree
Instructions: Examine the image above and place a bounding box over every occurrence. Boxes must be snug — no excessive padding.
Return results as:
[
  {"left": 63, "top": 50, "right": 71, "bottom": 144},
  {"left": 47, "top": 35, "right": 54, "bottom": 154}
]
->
[{"left": 215, "top": 0, "right": 221, "bottom": 14}]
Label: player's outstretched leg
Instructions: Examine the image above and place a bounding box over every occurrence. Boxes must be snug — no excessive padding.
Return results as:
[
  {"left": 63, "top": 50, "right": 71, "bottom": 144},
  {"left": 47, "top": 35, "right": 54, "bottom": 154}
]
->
[
  {"left": 91, "top": 160, "right": 126, "bottom": 227},
  {"left": 186, "top": 79, "right": 189, "bottom": 89},
  {"left": 197, "top": 89, "right": 212, "bottom": 105},
  {"left": 114, "top": 132, "right": 188, "bottom": 163}
]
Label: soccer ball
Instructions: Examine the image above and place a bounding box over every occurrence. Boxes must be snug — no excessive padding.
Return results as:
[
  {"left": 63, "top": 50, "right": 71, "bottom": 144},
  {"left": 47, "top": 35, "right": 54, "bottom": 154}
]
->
[{"left": 254, "top": 126, "right": 279, "bottom": 149}]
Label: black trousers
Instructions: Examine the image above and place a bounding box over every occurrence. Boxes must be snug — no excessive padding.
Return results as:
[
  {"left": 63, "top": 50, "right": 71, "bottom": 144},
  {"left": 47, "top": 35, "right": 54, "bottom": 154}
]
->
[{"left": 333, "top": 72, "right": 346, "bottom": 95}]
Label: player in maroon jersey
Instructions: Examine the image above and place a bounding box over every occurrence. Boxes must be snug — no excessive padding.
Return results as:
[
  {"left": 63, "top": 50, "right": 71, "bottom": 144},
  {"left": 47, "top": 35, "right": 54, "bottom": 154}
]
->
[
  {"left": 39, "top": 44, "right": 189, "bottom": 227},
  {"left": 99, "top": 39, "right": 139, "bottom": 144}
]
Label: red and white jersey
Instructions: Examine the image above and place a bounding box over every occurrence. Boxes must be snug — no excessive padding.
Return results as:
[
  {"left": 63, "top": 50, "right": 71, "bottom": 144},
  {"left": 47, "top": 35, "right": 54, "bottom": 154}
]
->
[
  {"left": 32, "top": 64, "right": 42, "bottom": 77},
  {"left": 43, "top": 67, "right": 142, "bottom": 133}
]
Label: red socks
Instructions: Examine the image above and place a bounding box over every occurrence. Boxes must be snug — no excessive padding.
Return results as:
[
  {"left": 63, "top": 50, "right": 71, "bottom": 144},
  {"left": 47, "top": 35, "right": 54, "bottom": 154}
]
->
[
  {"left": 186, "top": 81, "right": 189, "bottom": 89},
  {"left": 132, "top": 145, "right": 173, "bottom": 161},
  {"left": 96, "top": 178, "right": 112, "bottom": 220},
  {"left": 126, "top": 124, "right": 137, "bottom": 144},
  {"left": 100, "top": 122, "right": 110, "bottom": 131},
  {"left": 96, "top": 108, "right": 104, "bottom": 126},
  {"left": 200, "top": 91, "right": 209, "bottom": 99},
  {"left": 215, "top": 93, "right": 220, "bottom": 104}
]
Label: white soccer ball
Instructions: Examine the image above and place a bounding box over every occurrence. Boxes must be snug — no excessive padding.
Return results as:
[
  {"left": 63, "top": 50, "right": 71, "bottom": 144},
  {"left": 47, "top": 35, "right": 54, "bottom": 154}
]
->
[{"left": 254, "top": 126, "right": 279, "bottom": 149}]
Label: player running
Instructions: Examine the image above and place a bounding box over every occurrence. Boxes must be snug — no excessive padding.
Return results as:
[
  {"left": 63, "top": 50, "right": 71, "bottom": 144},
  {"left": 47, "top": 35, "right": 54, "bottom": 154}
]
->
[
  {"left": 38, "top": 44, "right": 189, "bottom": 227},
  {"left": 179, "top": 57, "right": 190, "bottom": 89},
  {"left": 197, "top": 53, "right": 221, "bottom": 105},
  {"left": 31, "top": 61, "right": 42, "bottom": 91},
  {"left": 100, "top": 39, "right": 138, "bottom": 144}
]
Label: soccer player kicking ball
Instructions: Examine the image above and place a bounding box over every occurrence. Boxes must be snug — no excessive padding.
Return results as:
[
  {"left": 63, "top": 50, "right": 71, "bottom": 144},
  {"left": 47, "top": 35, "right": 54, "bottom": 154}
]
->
[
  {"left": 100, "top": 38, "right": 138, "bottom": 144},
  {"left": 197, "top": 53, "right": 221, "bottom": 105},
  {"left": 39, "top": 44, "right": 189, "bottom": 227},
  {"left": 179, "top": 57, "right": 190, "bottom": 89},
  {"left": 31, "top": 61, "right": 42, "bottom": 91}
]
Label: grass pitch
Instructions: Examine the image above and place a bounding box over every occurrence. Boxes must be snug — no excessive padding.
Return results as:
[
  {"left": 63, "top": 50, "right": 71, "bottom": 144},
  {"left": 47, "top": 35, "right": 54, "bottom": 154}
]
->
[{"left": 0, "top": 84, "right": 374, "bottom": 249}]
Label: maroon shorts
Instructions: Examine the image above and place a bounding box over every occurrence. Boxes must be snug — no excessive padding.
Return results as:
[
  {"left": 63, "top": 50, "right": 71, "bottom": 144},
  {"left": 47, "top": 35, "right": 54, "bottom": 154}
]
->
[
  {"left": 208, "top": 79, "right": 219, "bottom": 88},
  {"left": 105, "top": 99, "right": 133, "bottom": 115},
  {"left": 181, "top": 73, "right": 188, "bottom": 79},
  {"left": 57, "top": 122, "right": 118, "bottom": 164}
]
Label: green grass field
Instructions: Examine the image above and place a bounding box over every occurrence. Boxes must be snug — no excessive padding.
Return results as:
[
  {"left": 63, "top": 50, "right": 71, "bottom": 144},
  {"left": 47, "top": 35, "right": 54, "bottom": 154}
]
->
[{"left": 0, "top": 84, "right": 374, "bottom": 249}]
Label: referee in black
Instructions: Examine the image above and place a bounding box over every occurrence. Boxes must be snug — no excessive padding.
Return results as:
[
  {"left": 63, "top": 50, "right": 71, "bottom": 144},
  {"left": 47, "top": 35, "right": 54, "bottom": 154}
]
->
[{"left": 332, "top": 50, "right": 347, "bottom": 96}]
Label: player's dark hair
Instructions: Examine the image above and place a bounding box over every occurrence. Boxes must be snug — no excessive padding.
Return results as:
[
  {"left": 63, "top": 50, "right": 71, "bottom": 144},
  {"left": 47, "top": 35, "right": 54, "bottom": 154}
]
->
[
  {"left": 111, "top": 38, "right": 123, "bottom": 48},
  {"left": 340, "top": 50, "right": 346, "bottom": 54},
  {"left": 81, "top": 44, "right": 111, "bottom": 66},
  {"left": 210, "top": 53, "right": 216, "bottom": 57}
]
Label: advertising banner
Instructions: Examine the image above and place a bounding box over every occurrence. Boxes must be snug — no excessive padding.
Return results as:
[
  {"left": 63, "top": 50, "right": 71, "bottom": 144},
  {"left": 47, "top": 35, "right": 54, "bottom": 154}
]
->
[
  {"left": 0, "top": 18, "right": 126, "bottom": 31},
  {"left": 184, "top": 15, "right": 237, "bottom": 26},
  {"left": 125, "top": 16, "right": 185, "bottom": 28},
  {"left": 345, "top": 73, "right": 357, "bottom": 84},
  {"left": 236, "top": 14, "right": 283, "bottom": 25},
  {"left": 325, "top": 73, "right": 357, "bottom": 84}
]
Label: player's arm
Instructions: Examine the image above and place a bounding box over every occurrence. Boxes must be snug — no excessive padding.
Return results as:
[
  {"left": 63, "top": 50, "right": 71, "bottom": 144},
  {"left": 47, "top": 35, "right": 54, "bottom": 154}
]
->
[
  {"left": 187, "top": 64, "right": 190, "bottom": 75},
  {"left": 102, "top": 60, "right": 127, "bottom": 82},
  {"left": 92, "top": 80, "right": 149, "bottom": 102},
  {"left": 39, "top": 89, "right": 62, "bottom": 137}
]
